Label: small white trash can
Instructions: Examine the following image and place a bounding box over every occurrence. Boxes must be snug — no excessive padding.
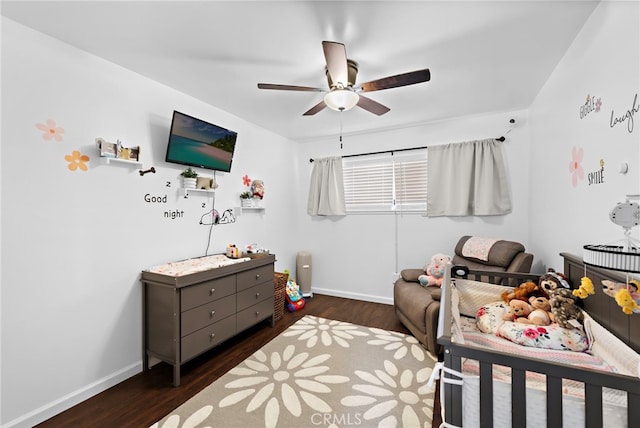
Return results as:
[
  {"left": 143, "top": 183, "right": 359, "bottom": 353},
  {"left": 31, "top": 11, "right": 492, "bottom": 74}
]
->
[{"left": 296, "top": 251, "right": 312, "bottom": 297}]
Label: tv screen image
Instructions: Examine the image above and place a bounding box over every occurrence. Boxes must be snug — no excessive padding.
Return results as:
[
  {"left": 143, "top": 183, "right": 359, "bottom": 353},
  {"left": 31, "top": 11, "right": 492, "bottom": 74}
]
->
[{"left": 165, "top": 110, "right": 237, "bottom": 173}]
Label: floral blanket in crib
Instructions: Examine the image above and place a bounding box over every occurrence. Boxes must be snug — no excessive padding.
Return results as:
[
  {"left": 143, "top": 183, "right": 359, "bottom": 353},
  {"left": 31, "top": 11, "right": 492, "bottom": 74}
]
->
[{"left": 458, "top": 315, "right": 623, "bottom": 402}]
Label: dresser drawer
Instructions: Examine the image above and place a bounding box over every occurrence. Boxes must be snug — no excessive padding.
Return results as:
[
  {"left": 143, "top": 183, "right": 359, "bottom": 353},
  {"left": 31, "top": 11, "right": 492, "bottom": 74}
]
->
[
  {"left": 181, "top": 275, "right": 236, "bottom": 311},
  {"left": 181, "top": 294, "right": 236, "bottom": 337},
  {"left": 236, "top": 264, "right": 273, "bottom": 291},
  {"left": 237, "top": 297, "right": 274, "bottom": 332},
  {"left": 181, "top": 314, "right": 236, "bottom": 363},
  {"left": 237, "top": 281, "right": 273, "bottom": 312}
]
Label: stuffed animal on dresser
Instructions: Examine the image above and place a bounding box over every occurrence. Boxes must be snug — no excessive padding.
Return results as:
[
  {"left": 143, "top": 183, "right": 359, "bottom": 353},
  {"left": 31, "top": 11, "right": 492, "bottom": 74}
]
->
[{"left": 418, "top": 253, "right": 452, "bottom": 287}]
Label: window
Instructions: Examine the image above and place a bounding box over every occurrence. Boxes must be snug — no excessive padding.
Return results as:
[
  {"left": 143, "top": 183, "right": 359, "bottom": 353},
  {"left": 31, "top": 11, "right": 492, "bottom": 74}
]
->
[{"left": 342, "top": 150, "right": 428, "bottom": 213}]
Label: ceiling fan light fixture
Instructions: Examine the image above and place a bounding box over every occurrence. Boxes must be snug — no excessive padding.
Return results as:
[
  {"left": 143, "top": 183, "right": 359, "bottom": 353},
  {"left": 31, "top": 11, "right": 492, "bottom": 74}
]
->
[{"left": 324, "top": 89, "right": 359, "bottom": 112}]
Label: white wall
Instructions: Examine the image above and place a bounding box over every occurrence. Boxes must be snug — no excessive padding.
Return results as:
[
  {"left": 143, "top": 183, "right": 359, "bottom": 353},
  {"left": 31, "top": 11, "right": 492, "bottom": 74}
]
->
[
  {"left": 528, "top": 0, "right": 640, "bottom": 271},
  {"left": 2, "top": 1, "right": 638, "bottom": 426},
  {"left": 0, "top": 18, "right": 299, "bottom": 427},
  {"left": 295, "top": 110, "right": 533, "bottom": 304}
]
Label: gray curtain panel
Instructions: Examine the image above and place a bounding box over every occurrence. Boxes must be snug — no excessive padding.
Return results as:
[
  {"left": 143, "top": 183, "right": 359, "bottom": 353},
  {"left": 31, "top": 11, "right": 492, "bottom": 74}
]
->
[
  {"left": 427, "top": 139, "right": 512, "bottom": 217},
  {"left": 307, "top": 156, "right": 346, "bottom": 216}
]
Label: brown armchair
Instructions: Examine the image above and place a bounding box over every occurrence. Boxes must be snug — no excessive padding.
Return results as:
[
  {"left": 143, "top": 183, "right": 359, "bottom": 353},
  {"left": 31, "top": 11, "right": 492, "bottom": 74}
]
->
[{"left": 393, "top": 236, "right": 534, "bottom": 355}]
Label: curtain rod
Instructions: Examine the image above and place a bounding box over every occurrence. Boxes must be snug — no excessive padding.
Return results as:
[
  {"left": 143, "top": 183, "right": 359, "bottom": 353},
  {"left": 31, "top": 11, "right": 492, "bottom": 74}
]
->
[{"left": 309, "top": 136, "right": 505, "bottom": 162}]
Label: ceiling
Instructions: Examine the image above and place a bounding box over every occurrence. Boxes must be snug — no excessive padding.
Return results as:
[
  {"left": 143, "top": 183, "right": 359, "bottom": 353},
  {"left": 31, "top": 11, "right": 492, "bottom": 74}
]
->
[{"left": 1, "top": 0, "right": 600, "bottom": 142}]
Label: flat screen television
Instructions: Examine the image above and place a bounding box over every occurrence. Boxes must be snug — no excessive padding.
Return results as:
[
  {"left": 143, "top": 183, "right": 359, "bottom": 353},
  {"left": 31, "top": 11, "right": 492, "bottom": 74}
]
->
[{"left": 165, "top": 110, "right": 238, "bottom": 173}]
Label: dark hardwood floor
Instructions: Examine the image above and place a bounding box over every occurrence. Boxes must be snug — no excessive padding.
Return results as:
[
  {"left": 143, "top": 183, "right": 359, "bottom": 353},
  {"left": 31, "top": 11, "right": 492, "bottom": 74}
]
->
[{"left": 36, "top": 294, "right": 441, "bottom": 427}]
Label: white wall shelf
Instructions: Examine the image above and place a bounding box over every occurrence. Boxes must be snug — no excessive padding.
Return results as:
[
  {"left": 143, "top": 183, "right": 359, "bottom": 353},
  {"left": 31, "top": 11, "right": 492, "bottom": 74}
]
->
[
  {"left": 181, "top": 188, "right": 215, "bottom": 197},
  {"left": 103, "top": 157, "right": 142, "bottom": 167},
  {"left": 241, "top": 207, "right": 265, "bottom": 212}
]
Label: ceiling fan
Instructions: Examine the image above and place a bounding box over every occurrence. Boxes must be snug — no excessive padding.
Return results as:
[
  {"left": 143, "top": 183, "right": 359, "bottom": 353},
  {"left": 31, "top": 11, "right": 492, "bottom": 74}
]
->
[{"left": 257, "top": 41, "right": 431, "bottom": 116}]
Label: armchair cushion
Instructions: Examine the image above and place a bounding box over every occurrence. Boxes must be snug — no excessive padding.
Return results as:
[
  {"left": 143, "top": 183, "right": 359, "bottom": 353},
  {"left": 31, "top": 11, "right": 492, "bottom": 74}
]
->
[
  {"left": 454, "top": 235, "right": 525, "bottom": 268},
  {"left": 400, "top": 268, "right": 424, "bottom": 282}
]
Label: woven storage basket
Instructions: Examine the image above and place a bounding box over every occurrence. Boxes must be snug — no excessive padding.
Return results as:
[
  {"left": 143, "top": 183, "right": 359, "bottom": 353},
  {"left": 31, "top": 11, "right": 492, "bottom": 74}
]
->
[{"left": 273, "top": 272, "right": 289, "bottom": 322}]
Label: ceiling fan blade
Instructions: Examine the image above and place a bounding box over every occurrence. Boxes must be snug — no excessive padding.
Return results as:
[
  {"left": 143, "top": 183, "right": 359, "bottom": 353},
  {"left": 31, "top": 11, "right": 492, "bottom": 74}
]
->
[
  {"left": 357, "top": 95, "right": 390, "bottom": 116},
  {"left": 303, "top": 100, "right": 327, "bottom": 116},
  {"left": 359, "top": 68, "right": 431, "bottom": 92},
  {"left": 322, "top": 41, "right": 348, "bottom": 87},
  {"left": 257, "top": 83, "right": 324, "bottom": 92}
]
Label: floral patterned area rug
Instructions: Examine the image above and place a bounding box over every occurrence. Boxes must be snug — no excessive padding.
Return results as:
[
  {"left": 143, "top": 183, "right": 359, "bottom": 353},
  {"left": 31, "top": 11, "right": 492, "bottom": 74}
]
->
[{"left": 150, "top": 315, "right": 437, "bottom": 428}]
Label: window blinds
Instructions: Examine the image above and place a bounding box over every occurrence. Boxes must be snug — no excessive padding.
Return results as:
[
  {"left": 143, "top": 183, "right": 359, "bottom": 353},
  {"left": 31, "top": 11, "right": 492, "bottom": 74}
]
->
[{"left": 343, "top": 150, "right": 427, "bottom": 212}]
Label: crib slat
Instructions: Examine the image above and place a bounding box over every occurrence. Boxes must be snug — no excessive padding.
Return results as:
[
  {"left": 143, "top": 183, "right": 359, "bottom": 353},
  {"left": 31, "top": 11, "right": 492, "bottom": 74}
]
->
[
  {"left": 511, "top": 368, "right": 526, "bottom": 427},
  {"left": 584, "top": 384, "right": 602, "bottom": 428},
  {"left": 480, "top": 361, "right": 494, "bottom": 428},
  {"left": 629, "top": 392, "right": 640, "bottom": 426},
  {"left": 547, "top": 375, "right": 563, "bottom": 427},
  {"left": 444, "top": 350, "right": 463, "bottom": 427}
]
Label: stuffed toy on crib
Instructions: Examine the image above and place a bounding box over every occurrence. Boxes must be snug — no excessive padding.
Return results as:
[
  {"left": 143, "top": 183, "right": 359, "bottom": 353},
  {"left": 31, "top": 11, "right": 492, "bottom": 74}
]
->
[{"left": 285, "top": 279, "right": 306, "bottom": 312}]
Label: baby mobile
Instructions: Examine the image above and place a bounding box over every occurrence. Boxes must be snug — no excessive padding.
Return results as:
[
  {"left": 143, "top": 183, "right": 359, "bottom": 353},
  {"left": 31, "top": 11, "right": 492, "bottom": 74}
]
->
[{"left": 579, "top": 195, "right": 640, "bottom": 314}]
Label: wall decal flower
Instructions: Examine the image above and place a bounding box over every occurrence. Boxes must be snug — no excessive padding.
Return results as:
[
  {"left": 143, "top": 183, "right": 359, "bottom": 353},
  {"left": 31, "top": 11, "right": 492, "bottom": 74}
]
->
[
  {"left": 242, "top": 175, "right": 251, "bottom": 186},
  {"left": 65, "top": 150, "right": 90, "bottom": 171},
  {"left": 595, "top": 97, "right": 602, "bottom": 112},
  {"left": 569, "top": 146, "right": 584, "bottom": 187},
  {"left": 35, "top": 119, "right": 65, "bottom": 141}
]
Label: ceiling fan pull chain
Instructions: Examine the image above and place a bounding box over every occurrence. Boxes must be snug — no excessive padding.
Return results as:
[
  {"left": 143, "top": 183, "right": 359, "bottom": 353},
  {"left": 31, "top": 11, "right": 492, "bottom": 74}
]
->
[{"left": 340, "top": 110, "right": 343, "bottom": 149}]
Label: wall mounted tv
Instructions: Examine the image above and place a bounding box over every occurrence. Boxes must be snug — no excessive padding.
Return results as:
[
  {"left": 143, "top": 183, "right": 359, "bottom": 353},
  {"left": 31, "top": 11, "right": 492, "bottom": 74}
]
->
[{"left": 165, "top": 110, "right": 238, "bottom": 173}]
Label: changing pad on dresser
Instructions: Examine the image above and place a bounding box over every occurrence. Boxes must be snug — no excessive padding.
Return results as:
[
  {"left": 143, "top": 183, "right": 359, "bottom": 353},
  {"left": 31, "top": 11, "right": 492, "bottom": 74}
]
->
[{"left": 145, "top": 254, "right": 251, "bottom": 277}]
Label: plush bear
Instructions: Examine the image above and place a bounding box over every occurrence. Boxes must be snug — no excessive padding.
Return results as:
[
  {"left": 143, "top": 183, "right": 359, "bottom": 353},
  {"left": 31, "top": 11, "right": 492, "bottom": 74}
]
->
[
  {"left": 615, "top": 288, "right": 640, "bottom": 315},
  {"left": 548, "top": 287, "right": 584, "bottom": 329},
  {"left": 503, "top": 299, "right": 532, "bottom": 322},
  {"left": 418, "top": 253, "right": 452, "bottom": 287},
  {"left": 538, "top": 269, "right": 571, "bottom": 296},
  {"left": 516, "top": 295, "right": 553, "bottom": 326},
  {"left": 572, "top": 276, "right": 595, "bottom": 299},
  {"left": 501, "top": 281, "right": 541, "bottom": 303}
]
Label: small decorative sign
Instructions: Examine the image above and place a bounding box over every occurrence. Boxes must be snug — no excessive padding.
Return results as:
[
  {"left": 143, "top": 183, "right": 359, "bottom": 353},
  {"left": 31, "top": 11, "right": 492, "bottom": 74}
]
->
[
  {"left": 579, "top": 94, "right": 602, "bottom": 119},
  {"left": 587, "top": 159, "right": 605, "bottom": 186}
]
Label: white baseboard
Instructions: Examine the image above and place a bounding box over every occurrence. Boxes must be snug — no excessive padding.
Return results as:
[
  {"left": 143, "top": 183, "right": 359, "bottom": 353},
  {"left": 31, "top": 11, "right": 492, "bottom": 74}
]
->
[
  {"left": 310, "top": 287, "right": 394, "bottom": 306},
  {"left": 4, "top": 362, "right": 142, "bottom": 428}
]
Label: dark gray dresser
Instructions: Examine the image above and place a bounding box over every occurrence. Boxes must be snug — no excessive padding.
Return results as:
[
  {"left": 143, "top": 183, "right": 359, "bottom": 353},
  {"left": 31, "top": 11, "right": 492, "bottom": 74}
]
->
[{"left": 142, "top": 254, "right": 275, "bottom": 386}]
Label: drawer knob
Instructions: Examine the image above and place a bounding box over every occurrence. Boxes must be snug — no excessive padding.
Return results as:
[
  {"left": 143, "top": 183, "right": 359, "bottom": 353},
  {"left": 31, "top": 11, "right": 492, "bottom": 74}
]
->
[
  {"left": 256, "top": 292, "right": 260, "bottom": 298},
  {"left": 255, "top": 274, "right": 260, "bottom": 279},
  {"left": 256, "top": 311, "right": 260, "bottom": 316},
  {"left": 210, "top": 333, "right": 216, "bottom": 339},
  {"left": 210, "top": 288, "right": 215, "bottom": 294},
  {"left": 210, "top": 310, "right": 216, "bottom": 317}
]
